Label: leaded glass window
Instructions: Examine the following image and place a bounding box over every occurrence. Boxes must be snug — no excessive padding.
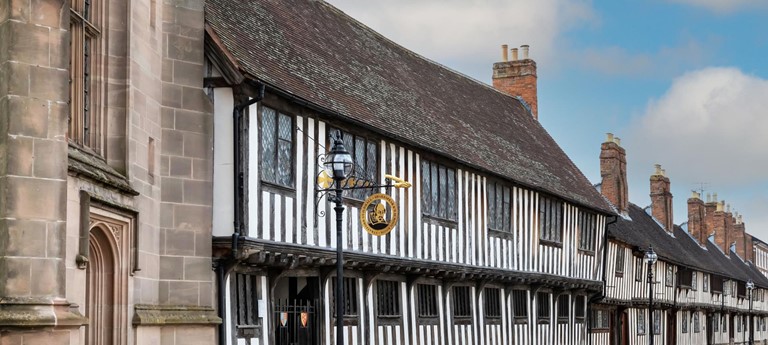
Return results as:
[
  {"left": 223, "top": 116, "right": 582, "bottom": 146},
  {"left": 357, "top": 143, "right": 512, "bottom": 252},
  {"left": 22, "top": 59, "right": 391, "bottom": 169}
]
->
[
  {"left": 260, "top": 107, "right": 293, "bottom": 188},
  {"left": 539, "top": 196, "right": 563, "bottom": 244},
  {"left": 578, "top": 210, "right": 597, "bottom": 252},
  {"left": 421, "top": 160, "right": 457, "bottom": 221},
  {"left": 487, "top": 181, "right": 511, "bottom": 232},
  {"left": 637, "top": 309, "right": 645, "bottom": 335}
]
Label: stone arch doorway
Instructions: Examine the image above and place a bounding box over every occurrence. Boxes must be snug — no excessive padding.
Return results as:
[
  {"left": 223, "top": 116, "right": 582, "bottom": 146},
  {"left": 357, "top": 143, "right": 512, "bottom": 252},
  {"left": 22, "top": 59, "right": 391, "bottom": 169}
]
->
[{"left": 85, "top": 212, "right": 131, "bottom": 345}]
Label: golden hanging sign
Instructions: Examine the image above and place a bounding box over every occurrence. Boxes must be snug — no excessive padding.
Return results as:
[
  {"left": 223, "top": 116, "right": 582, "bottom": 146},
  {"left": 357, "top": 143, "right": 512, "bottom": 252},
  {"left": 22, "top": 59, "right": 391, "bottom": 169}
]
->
[{"left": 360, "top": 193, "right": 398, "bottom": 236}]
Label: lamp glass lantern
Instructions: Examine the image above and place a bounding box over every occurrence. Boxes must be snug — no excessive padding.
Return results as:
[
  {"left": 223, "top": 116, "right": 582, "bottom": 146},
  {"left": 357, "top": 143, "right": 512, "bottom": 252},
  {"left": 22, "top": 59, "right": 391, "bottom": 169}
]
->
[
  {"left": 324, "top": 135, "right": 353, "bottom": 180},
  {"left": 645, "top": 246, "right": 657, "bottom": 266},
  {"left": 747, "top": 279, "right": 755, "bottom": 291}
]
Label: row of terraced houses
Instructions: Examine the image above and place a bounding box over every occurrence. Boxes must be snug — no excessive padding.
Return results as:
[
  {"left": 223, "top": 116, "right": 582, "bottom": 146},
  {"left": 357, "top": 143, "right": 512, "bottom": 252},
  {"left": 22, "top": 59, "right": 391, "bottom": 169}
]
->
[{"left": 1, "top": 0, "right": 766, "bottom": 344}]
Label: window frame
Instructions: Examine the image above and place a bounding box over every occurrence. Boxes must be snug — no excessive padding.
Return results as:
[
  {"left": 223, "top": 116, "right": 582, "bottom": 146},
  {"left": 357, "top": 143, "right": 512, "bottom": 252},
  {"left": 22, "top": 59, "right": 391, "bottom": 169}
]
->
[
  {"left": 416, "top": 283, "right": 439, "bottom": 323},
  {"left": 511, "top": 289, "right": 529, "bottom": 324},
  {"left": 421, "top": 160, "right": 458, "bottom": 223},
  {"left": 484, "top": 287, "right": 502, "bottom": 324},
  {"left": 574, "top": 295, "right": 586, "bottom": 323},
  {"left": 451, "top": 285, "right": 472, "bottom": 324},
  {"left": 636, "top": 309, "right": 646, "bottom": 335},
  {"left": 234, "top": 272, "right": 261, "bottom": 338},
  {"left": 536, "top": 292, "right": 551, "bottom": 324},
  {"left": 260, "top": 106, "right": 295, "bottom": 190},
  {"left": 556, "top": 294, "right": 569, "bottom": 324},
  {"left": 69, "top": 0, "right": 104, "bottom": 154},
  {"left": 653, "top": 310, "right": 661, "bottom": 335},
  {"left": 615, "top": 247, "right": 625, "bottom": 277},
  {"left": 577, "top": 210, "right": 597, "bottom": 253},
  {"left": 590, "top": 308, "right": 610, "bottom": 332},
  {"left": 703, "top": 274, "right": 709, "bottom": 292},
  {"left": 681, "top": 311, "right": 688, "bottom": 334},
  {"left": 332, "top": 277, "right": 359, "bottom": 324},
  {"left": 693, "top": 311, "right": 700, "bottom": 333},
  {"left": 635, "top": 257, "right": 643, "bottom": 282},
  {"left": 538, "top": 195, "right": 564, "bottom": 246},
  {"left": 486, "top": 181, "right": 512, "bottom": 234},
  {"left": 666, "top": 265, "right": 674, "bottom": 287},
  {"left": 375, "top": 280, "right": 401, "bottom": 324}
]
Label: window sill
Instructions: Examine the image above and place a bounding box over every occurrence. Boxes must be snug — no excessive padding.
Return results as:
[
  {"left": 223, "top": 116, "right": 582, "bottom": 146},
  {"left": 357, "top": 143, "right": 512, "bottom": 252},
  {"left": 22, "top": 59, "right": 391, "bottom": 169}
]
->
[
  {"left": 513, "top": 318, "right": 528, "bottom": 325},
  {"left": 615, "top": 272, "right": 624, "bottom": 278},
  {"left": 488, "top": 228, "right": 513, "bottom": 240},
  {"left": 452, "top": 317, "right": 472, "bottom": 325},
  {"left": 262, "top": 181, "right": 296, "bottom": 196},
  {"left": 417, "top": 316, "right": 440, "bottom": 325},
  {"left": 539, "top": 240, "right": 563, "bottom": 248},
  {"left": 376, "top": 316, "right": 401, "bottom": 325},
  {"left": 485, "top": 317, "right": 502, "bottom": 325},
  {"left": 578, "top": 249, "right": 596, "bottom": 256},
  {"left": 423, "top": 214, "right": 458, "bottom": 227},
  {"left": 68, "top": 144, "right": 137, "bottom": 195}
]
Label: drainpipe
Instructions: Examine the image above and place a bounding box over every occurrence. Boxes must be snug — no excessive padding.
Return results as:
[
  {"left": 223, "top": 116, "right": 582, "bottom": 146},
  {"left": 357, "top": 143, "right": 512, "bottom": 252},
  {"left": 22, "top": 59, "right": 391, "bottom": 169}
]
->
[
  {"left": 588, "top": 214, "right": 618, "bottom": 345},
  {"left": 218, "top": 80, "right": 265, "bottom": 345}
]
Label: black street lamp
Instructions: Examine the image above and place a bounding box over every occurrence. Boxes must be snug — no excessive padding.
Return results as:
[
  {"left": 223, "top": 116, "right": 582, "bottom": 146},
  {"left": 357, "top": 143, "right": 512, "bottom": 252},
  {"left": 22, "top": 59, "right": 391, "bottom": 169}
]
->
[
  {"left": 324, "top": 133, "right": 353, "bottom": 345},
  {"left": 747, "top": 279, "right": 755, "bottom": 345},
  {"left": 645, "top": 246, "right": 658, "bottom": 345}
]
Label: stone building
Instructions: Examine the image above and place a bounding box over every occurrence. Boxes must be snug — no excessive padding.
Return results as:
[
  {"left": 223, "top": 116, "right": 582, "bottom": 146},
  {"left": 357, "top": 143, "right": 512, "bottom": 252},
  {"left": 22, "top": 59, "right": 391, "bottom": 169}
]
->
[{"left": 0, "top": 0, "right": 218, "bottom": 344}]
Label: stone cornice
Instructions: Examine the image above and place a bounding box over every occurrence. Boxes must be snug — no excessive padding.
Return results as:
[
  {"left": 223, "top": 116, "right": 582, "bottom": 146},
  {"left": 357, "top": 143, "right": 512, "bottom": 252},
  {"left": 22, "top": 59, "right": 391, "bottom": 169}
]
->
[{"left": 132, "top": 304, "right": 221, "bottom": 326}]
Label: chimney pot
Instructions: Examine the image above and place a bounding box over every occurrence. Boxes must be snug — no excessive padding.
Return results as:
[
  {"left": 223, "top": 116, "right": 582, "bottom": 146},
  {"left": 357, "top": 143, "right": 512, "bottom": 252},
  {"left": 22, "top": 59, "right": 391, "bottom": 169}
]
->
[
  {"left": 691, "top": 190, "right": 700, "bottom": 199},
  {"left": 654, "top": 164, "right": 662, "bottom": 175},
  {"left": 501, "top": 44, "right": 509, "bottom": 62},
  {"left": 521, "top": 45, "right": 530, "bottom": 59},
  {"left": 511, "top": 48, "right": 518, "bottom": 61},
  {"left": 713, "top": 193, "right": 718, "bottom": 202},
  {"left": 606, "top": 133, "right": 614, "bottom": 143},
  {"left": 614, "top": 137, "right": 621, "bottom": 146},
  {"left": 717, "top": 201, "right": 724, "bottom": 212}
]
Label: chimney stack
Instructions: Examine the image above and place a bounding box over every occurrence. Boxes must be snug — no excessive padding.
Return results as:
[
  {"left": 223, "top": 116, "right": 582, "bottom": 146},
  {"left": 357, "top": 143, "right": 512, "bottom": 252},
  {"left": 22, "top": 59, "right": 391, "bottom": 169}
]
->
[
  {"left": 650, "top": 164, "right": 674, "bottom": 233},
  {"left": 732, "top": 212, "right": 748, "bottom": 260},
  {"left": 600, "top": 133, "right": 628, "bottom": 215},
  {"left": 712, "top": 200, "right": 730, "bottom": 256},
  {"left": 492, "top": 44, "right": 538, "bottom": 120},
  {"left": 687, "top": 191, "right": 707, "bottom": 247}
]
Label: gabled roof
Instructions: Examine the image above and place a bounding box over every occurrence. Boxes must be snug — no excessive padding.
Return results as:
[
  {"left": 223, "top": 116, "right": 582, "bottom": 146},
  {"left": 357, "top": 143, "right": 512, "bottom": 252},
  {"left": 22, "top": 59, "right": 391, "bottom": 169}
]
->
[
  {"left": 205, "top": 0, "right": 612, "bottom": 214},
  {"left": 608, "top": 203, "right": 768, "bottom": 288}
]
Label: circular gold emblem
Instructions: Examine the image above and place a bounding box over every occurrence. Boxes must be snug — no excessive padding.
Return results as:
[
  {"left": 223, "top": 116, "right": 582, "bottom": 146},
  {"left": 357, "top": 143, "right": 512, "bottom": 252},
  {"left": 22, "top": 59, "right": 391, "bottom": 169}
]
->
[{"left": 360, "top": 193, "right": 398, "bottom": 236}]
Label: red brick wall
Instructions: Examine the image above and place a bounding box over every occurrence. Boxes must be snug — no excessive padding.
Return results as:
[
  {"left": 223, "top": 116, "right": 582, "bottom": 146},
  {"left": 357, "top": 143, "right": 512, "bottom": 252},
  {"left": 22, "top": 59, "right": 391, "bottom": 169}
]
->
[
  {"left": 688, "top": 195, "right": 706, "bottom": 246},
  {"left": 650, "top": 173, "right": 674, "bottom": 233},
  {"left": 492, "top": 60, "right": 538, "bottom": 119}
]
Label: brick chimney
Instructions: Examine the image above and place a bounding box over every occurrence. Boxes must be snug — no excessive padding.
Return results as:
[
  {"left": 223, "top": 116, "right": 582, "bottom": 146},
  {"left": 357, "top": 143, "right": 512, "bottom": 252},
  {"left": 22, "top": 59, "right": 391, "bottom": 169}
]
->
[
  {"left": 650, "top": 164, "right": 674, "bottom": 233},
  {"left": 745, "top": 232, "right": 754, "bottom": 262},
  {"left": 712, "top": 201, "right": 730, "bottom": 256},
  {"left": 732, "top": 213, "right": 747, "bottom": 260},
  {"left": 492, "top": 44, "right": 538, "bottom": 119},
  {"left": 687, "top": 191, "right": 707, "bottom": 247},
  {"left": 599, "top": 133, "right": 628, "bottom": 214}
]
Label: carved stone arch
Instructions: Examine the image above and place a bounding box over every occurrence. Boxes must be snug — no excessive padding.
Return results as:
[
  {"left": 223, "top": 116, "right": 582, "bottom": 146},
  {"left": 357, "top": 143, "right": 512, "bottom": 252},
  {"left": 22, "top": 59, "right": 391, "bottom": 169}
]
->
[{"left": 86, "top": 210, "right": 132, "bottom": 345}]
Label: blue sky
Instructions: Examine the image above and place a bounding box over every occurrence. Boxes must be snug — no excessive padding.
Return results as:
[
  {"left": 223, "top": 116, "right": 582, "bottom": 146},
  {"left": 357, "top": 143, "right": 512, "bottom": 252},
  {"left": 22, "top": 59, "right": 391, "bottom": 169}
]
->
[{"left": 327, "top": 0, "right": 768, "bottom": 241}]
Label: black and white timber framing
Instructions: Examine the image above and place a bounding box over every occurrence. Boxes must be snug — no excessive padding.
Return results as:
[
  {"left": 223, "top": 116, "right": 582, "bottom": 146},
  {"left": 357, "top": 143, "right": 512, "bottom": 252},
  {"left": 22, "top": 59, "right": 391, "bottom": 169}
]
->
[{"left": 205, "top": 1, "right": 614, "bottom": 345}]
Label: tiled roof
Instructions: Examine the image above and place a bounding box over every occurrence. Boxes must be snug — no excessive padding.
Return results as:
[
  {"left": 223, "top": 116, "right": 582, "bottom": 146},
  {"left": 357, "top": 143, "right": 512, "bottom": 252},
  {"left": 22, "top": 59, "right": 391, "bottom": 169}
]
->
[
  {"left": 205, "top": 0, "right": 612, "bottom": 214},
  {"left": 608, "top": 203, "right": 768, "bottom": 288}
]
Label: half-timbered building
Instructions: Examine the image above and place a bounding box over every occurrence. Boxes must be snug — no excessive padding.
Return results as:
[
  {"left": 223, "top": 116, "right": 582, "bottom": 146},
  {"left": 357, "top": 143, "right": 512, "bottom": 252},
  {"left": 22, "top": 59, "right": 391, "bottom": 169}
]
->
[
  {"left": 204, "top": 0, "right": 615, "bottom": 344},
  {"left": 591, "top": 134, "right": 768, "bottom": 345}
]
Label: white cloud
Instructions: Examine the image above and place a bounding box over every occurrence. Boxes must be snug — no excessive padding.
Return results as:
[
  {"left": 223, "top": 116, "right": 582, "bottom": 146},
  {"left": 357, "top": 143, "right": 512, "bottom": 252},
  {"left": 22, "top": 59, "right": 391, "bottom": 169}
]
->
[
  {"left": 626, "top": 67, "right": 768, "bottom": 237},
  {"left": 325, "top": 0, "right": 596, "bottom": 81},
  {"left": 667, "top": 0, "right": 767, "bottom": 13},
  {"left": 630, "top": 67, "right": 768, "bottom": 185}
]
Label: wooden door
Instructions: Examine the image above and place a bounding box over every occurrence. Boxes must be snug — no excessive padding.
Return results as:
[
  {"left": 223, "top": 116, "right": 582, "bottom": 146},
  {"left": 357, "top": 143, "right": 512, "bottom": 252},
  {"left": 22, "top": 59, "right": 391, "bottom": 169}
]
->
[
  {"left": 667, "top": 310, "right": 676, "bottom": 345},
  {"left": 621, "top": 310, "right": 629, "bottom": 345}
]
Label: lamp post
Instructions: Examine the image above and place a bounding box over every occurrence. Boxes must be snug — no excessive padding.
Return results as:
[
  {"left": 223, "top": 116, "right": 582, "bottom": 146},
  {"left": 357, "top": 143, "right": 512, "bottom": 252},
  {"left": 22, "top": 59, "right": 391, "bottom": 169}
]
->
[
  {"left": 324, "top": 133, "right": 353, "bottom": 345},
  {"left": 645, "top": 246, "right": 658, "bottom": 345},
  {"left": 747, "top": 279, "right": 755, "bottom": 345}
]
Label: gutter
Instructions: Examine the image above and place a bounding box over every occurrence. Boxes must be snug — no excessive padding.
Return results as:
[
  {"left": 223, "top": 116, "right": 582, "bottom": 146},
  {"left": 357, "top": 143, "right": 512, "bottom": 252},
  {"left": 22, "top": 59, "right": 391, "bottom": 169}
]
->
[
  {"left": 217, "top": 80, "right": 265, "bottom": 345},
  {"left": 588, "top": 214, "right": 618, "bottom": 345}
]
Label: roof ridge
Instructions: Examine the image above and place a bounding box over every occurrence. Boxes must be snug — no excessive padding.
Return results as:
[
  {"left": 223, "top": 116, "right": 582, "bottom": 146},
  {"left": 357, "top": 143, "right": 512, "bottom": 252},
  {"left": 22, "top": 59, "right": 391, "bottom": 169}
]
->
[{"left": 315, "top": 0, "right": 527, "bottom": 105}]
